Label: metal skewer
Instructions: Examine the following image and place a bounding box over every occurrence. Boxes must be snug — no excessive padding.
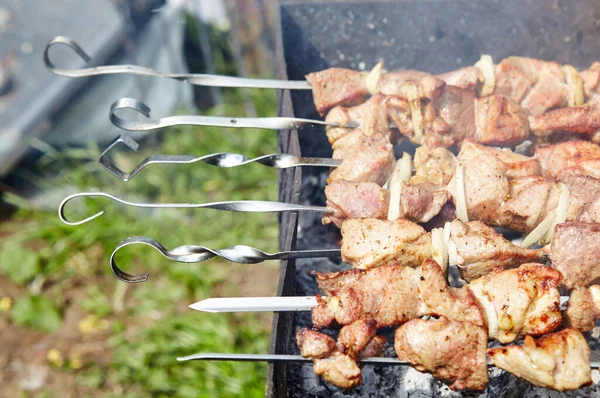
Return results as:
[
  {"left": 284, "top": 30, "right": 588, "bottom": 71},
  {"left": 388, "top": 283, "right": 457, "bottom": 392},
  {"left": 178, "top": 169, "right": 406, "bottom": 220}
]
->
[
  {"left": 189, "top": 295, "right": 572, "bottom": 313},
  {"left": 58, "top": 192, "right": 330, "bottom": 226},
  {"left": 109, "top": 98, "right": 360, "bottom": 132},
  {"left": 177, "top": 353, "right": 600, "bottom": 369},
  {"left": 99, "top": 135, "right": 342, "bottom": 181},
  {"left": 110, "top": 236, "right": 340, "bottom": 283},
  {"left": 44, "top": 36, "right": 312, "bottom": 90}
]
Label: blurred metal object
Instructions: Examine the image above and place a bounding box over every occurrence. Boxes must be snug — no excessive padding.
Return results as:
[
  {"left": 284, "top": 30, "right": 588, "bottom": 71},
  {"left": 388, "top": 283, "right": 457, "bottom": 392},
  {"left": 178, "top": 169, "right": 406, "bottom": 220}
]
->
[
  {"left": 109, "top": 236, "right": 339, "bottom": 282},
  {"left": 109, "top": 97, "right": 357, "bottom": 131},
  {"left": 58, "top": 191, "right": 329, "bottom": 226},
  {"left": 43, "top": 36, "right": 311, "bottom": 89},
  {"left": 177, "top": 353, "right": 413, "bottom": 365},
  {"left": 98, "top": 134, "right": 341, "bottom": 181}
]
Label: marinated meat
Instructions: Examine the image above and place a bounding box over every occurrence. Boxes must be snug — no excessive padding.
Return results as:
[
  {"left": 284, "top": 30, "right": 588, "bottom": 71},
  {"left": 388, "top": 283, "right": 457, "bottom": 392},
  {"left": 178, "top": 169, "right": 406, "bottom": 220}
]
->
[
  {"left": 581, "top": 62, "right": 600, "bottom": 100},
  {"left": 359, "top": 335, "right": 386, "bottom": 358},
  {"left": 297, "top": 328, "right": 337, "bottom": 359},
  {"left": 394, "top": 317, "right": 488, "bottom": 392},
  {"left": 311, "top": 260, "right": 485, "bottom": 329},
  {"left": 399, "top": 184, "right": 451, "bottom": 223},
  {"left": 529, "top": 100, "right": 600, "bottom": 140},
  {"left": 337, "top": 319, "right": 378, "bottom": 356},
  {"left": 488, "top": 329, "right": 592, "bottom": 391},
  {"left": 313, "top": 354, "right": 363, "bottom": 389},
  {"left": 306, "top": 68, "right": 368, "bottom": 115},
  {"left": 340, "top": 218, "right": 432, "bottom": 269},
  {"left": 468, "top": 264, "right": 562, "bottom": 343},
  {"left": 329, "top": 133, "right": 395, "bottom": 185},
  {"left": 436, "top": 66, "right": 484, "bottom": 92},
  {"left": 323, "top": 180, "right": 390, "bottom": 228},
  {"left": 325, "top": 94, "right": 390, "bottom": 145},
  {"left": 564, "top": 284, "right": 600, "bottom": 332},
  {"left": 410, "top": 146, "right": 457, "bottom": 186},
  {"left": 549, "top": 222, "right": 600, "bottom": 289},
  {"left": 449, "top": 220, "right": 546, "bottom": 282},
  {"left": 458, "top": 139, "right": 540, "bottom": 179},
  {"left": 494, "top": 57, "right": 569, "bottom": 116},
  {"left": 564, "top": 175, "right": 600, "bottom": 224},
  {"left": 377, "top": 66, "right": 483, "bottom": 96},
  {"left": 473, "top": 94, "right": 530, "bottom": 147},
  {"left": 535, "top": 140, "right": 600, "bottom": 181}
]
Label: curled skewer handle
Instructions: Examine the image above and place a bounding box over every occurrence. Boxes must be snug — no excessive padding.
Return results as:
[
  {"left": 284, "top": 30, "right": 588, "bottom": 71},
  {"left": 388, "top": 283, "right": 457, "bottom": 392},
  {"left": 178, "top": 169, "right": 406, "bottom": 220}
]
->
[
  {"left": 110, "top": 236, "right": 340, "bottom": 283},
  {"left": 44, "top": 36, "right": 311, "bottom": 89},
  {"left": 58, "top": 192, "right": 329, "bottom": 226},
  {"left": 99, "top": 135, "right": 342, "bottom": 181},
  {"left": 109, "top": 98, "right": 359, "bottom": 132}
]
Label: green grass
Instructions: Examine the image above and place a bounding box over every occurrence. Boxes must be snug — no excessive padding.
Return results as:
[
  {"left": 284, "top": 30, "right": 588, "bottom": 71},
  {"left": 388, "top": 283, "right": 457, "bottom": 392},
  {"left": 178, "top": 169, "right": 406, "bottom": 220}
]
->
[{"left": 0, "top": 88, "right": 280, "bottom": 397}]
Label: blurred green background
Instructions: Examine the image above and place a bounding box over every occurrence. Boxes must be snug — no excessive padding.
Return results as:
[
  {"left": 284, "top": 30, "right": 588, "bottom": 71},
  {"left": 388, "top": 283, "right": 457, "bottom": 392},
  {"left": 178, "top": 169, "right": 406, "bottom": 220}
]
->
[{"left": 0, "top": 2, "right": 281, "bottom": 396}]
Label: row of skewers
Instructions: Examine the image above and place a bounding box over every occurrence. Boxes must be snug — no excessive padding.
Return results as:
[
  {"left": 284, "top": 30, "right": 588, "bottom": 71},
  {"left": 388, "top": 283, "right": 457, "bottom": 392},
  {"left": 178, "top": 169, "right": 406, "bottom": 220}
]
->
[{"left": 47, "top": 36, "right": 600, "bottom": 393}]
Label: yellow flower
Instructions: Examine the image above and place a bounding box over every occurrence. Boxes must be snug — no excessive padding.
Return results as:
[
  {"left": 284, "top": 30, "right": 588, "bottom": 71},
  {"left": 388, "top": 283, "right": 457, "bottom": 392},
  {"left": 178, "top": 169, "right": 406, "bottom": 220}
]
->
[
  {"left": 47, "top": 348, "right": 64, "bottom": 367},
  {"left": 0, "top": 297, "right": 11, "bottom": 312}
]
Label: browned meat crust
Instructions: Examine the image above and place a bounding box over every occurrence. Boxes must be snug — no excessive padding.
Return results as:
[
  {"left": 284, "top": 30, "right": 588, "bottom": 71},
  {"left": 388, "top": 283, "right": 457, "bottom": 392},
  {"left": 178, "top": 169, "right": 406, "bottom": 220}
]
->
[
  {"left": 306, "top": 68, "right": 368, "bottom": 115},
  {"left": 323, "top": 180, "right": 390, "bottom": 228},
  {"left": 394, "top": 317, "right": 489, "bottom": 392},
  {"left": 535, "top": 140, "right": 600, "bottom": 181}
]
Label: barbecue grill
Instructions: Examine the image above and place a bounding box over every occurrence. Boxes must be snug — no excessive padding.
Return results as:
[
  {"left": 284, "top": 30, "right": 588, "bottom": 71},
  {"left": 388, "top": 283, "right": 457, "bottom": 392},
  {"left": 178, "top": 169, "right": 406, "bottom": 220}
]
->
[{"left": 270, "top": 1, "right": 600, "bottom": 396}]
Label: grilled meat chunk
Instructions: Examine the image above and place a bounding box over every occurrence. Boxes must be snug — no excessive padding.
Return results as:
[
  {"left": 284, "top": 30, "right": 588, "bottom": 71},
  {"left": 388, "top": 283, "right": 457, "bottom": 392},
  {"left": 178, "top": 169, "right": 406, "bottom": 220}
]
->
[
  {"left": 323, "top": 180, "right": 390, "bottom": 228},
  {"left": 297, "top": 321, "right": 386, "bottom": 389},
  {"left": 564, "top": 284, "right": 600, "bottom": 332},
  {"left": 473, "top": 94, "right": 530, "bottom": 147},
  {"left": 581, "top": 62, "right": 600, "bottom": 100},
  {"left": 564, "top": 175, "right": 600, "bottom": 224},
  {"left": 535, "top": 140, "right": 600, "bottom": 182},
  {"left": 325, "top": 94, "right": 390, "bottom": 144},
  {"left": 329, "top": 133, "right": 395, "bottom": 185},
  {"left": 529, "top": 100, "right": 600, "bottom": 141},
  {"left": 312, "top": 260, "right": 485, "bottom": 329},
  {"left": 549, "top": 222, "right": 600, "bottom": 289},
  {"left": 468, "top": 264, "right": 562, "bottom": 343},
  {"left": 488, "top": 329, "right": 592, "bottom": 391},
  {"left": 306, "top": 68, "right": 368, "bottom": 115},
  {"left": 377, "top": 66, "right": 483, "bottom": 96},
  {"left": 399, "top": 184, "right": 451, "bottom": 223},
  {"left": 340, "top": 218, "right": 432, "bottom": 269},
  {"left": 449, "top": 220, "right": 546, "bottom": 282},
  {"left": 394, "top": 318, "right": 489, "bottom": 392},
  {"left": 458, "top": 139, "right": 540, "bottom": 179},
  {"left": 313, "top": 354, "right": 362, "bottom": 389},
  {"left": 297, "top": 328, "right": 337, "bottom": 359},
  {"left": 410, "top": 146, "right": 457, "bottom": 186}
]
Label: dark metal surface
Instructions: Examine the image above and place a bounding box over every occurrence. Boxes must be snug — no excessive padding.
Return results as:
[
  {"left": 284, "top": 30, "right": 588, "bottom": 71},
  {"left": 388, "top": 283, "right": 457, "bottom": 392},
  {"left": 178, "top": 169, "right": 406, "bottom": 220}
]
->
[{"left": 272, "top": 0, "right": 600, "bottom": 397}]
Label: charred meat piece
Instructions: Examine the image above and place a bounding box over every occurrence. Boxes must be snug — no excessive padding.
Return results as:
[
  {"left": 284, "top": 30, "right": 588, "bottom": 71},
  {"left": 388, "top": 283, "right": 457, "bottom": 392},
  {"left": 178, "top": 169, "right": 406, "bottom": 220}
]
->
[
  {"left": 449, "top": 219, "right": 546, "bottom": 282},
  {"left": 488, "top": 328, "right": 592, "bottom": 391},
  {"left": 529, "top": 100, "right": 600, "bottom": 141},
  {"left": 297, "top": 320, "right": 386, "bottom": 389},
  {"left": 549, "top": 222, "right": 600, "bottom": 290},
  {"left": 329, "top": 133, "right": 396, "bottom": 186},
  {"left": 535, "top": 140, "right": 600, "bottom": 182},
  {"left": 306, "top": 68, "right": 368, "bottom": 115},
  {"left": 311, "top": 260, "right": 485, "bottom": 329},
  {"left": 340, "top": 218, "right": 432, "bottom": 269},
  {"left": 458, "top": 139, "right": 540, "bottom": 179},
  {"left": 473, "top": 94, "right": 530, "bottom": 147},
  {"left": 323, "top": 180, "right": 390, "bottom": 228},
  {"left": 325, "top": 94, "right": 391, "bottom": 144},
  {"left": 494, "top": 57, "right": 569, "bottom": 116},
  {"left": 468, "top": 264, "right": 562, "bottom": 343},
  {"left": 564, "top": 284, "right": 600, "bottom": 332},
  {"left": 394, "top": 317, "right": 489, "bottom": 392}
]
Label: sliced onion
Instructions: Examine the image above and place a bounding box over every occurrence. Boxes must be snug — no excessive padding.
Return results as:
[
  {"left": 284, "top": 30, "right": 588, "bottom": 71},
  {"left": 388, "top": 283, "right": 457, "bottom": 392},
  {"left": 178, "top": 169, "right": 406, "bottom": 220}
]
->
[
  {"left": 454, "top": 162, "right": 469, "bottom": 222},
  {"left": 447, "top": 239, "right": 458, "bottom": 267},
  {"left": 474, "top": 54, "right": 495, "bottom": 96},
  {"left": 590, "top": 286, "right": 600, "bottom": 310},
  {"left": 520, "top": 209, "right": 557, "bottom": 248},
  {"left": 431, "top": 227, "right": 448, "bottom": 272},
  {"left": 366, "top": 61, "right": 384, "bottom": 95},
  {"left": 387, "top": 153, "right": 413, "bottom": 221},
  {"left": 541, "top": 183, "right": 569, "bottom": 244},
  {"left": 400, "top": 82, "right": 422, "bottom": 140},
  {"left": 443, "top": 221, "right": 451, "bottom": 248},
  {"left": 563, "top": 64, "right": 584, "bottom": 107}
]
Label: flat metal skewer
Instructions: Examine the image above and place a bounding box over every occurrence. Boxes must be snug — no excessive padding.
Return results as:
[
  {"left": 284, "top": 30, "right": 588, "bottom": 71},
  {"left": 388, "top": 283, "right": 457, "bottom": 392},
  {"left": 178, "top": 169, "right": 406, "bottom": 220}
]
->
[
  {"left": 99, "top": 135, "right": 341, "bottom": 181},
  {"left": 189, "top": 295, "right": 571, "bottom": 313},
  {"left": 58, "top": 192, "right": 330, "bottom": 226},
  {"left": 176, "top": 353, "right": 600, "bottom": 369},
  {"left": 44, "top": 36, "right": 311, "bottom": 90},
  {"left": 109, "top": 237, "right": 340, "bottom": 283},
  {"left": 109, "top": 98, "right": 360, "bottom": 132}
]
